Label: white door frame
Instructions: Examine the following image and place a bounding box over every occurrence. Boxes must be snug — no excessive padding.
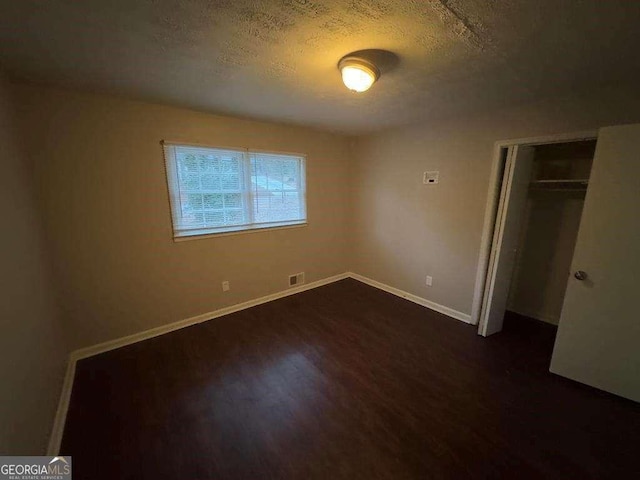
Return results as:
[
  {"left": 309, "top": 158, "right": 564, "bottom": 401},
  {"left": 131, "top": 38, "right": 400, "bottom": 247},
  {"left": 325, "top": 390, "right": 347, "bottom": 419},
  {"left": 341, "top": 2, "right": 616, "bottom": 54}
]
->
[{"left": 471, "top": 130, "right": 598, "bottom": 334}]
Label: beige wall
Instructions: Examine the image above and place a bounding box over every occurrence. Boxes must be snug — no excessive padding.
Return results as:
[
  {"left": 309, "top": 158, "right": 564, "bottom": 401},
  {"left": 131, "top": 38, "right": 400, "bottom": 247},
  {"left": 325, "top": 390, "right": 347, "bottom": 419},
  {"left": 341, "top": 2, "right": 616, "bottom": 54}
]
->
[
  {"left": 15, "top": 85, "right": 352, "bottom": 350},
  {"left": 0, "top": 75, "right": 68, "bottom": 453},
  {"left": 350, "top": 86, "right": 640, "bottom": 318}
]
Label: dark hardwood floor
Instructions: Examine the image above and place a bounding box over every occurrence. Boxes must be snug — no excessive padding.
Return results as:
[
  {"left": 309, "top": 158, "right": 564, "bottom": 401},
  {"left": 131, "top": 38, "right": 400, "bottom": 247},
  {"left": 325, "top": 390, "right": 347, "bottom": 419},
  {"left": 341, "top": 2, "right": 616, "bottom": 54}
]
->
[{"left": 61, "top": 279, "right": 640, "bottom": 479}]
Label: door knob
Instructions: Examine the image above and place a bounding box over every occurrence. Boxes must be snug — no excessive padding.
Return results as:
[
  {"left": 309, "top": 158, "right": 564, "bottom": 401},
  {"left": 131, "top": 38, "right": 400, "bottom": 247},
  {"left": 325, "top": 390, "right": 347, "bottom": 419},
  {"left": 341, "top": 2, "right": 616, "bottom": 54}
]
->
[{"left": 574, "top": 270, "right": 588, "bottom": 281}]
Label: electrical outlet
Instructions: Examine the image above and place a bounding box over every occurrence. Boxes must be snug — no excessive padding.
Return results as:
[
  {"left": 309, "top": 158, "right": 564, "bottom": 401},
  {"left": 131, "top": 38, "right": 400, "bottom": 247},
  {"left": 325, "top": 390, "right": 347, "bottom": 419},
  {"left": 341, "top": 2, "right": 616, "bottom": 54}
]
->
[
  {"left": 289, "top": 272, "right": 305, "bottom": 287},
  {"left": 423, "top": 171, "right": 439, "bottom": 185},
  {"left": 426, "top": 276, "right": 433, "bottom": 287},
  {"left": 222, "top": 281, "right": 230, "bottom": 292}
]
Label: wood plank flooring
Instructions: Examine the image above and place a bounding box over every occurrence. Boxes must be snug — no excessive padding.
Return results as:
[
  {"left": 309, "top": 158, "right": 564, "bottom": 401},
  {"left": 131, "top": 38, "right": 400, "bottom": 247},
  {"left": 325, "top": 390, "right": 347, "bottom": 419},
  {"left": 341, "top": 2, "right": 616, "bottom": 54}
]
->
[{"left": 61, "top": 279, "right": 640, "bottom": 479}]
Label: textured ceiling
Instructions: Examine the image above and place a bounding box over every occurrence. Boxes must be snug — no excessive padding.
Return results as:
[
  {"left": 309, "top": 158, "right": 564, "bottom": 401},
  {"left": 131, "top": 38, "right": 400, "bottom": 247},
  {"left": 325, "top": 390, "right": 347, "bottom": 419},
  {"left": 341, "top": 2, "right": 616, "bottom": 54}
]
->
[{"left": 1, "top": 0, "right": 640, "bottom": 133}]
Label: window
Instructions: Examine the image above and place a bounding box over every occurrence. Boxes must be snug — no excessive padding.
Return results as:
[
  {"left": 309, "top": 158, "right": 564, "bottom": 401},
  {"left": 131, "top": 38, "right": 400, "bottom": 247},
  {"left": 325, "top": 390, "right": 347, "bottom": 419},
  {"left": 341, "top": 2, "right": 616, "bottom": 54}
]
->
[{"left": 163, "top": 143, "right": 307, "bottom": 238}]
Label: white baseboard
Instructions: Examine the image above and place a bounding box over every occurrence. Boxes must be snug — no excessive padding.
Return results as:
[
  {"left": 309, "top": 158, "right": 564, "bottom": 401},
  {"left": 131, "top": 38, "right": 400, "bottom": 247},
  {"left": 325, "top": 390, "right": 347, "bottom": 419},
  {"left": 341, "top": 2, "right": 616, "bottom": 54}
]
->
[
  {"left": 46, "top": 353, "right": 77, "bottom": 455},
  {"left": 347, "top": 272, "right": 472, "bottom": 324},
  {"left": 47, "top": 270, "right": 471, "bottom": 454},
  {"left": 72, "top": 272, "right": 349, "bottom": 361}
]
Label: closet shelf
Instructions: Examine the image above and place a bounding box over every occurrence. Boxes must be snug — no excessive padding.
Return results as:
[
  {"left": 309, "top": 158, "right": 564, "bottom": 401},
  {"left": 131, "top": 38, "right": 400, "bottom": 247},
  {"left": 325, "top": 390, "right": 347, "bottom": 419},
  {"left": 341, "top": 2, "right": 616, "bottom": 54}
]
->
[{"left": 531, "top": 179, "right": 589, "bottom": 190}]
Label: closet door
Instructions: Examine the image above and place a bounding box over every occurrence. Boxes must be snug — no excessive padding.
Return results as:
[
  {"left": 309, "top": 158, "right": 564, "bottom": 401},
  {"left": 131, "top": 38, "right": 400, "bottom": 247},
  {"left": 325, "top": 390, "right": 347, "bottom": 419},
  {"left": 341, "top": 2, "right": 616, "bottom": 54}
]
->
[
  {"left": 479, "top": 145, "right": 535, "bottom": 336},
  {"left": 551, "top": 123, "right": 640, "bottom": 402}
]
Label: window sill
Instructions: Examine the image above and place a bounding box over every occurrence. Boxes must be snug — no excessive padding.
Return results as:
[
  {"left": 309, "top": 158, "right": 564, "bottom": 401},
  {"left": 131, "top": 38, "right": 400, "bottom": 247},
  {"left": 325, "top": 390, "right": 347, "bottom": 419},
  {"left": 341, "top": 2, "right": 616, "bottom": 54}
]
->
[{"left": 173, "top": 222, "right": 308, "bottom": 242}]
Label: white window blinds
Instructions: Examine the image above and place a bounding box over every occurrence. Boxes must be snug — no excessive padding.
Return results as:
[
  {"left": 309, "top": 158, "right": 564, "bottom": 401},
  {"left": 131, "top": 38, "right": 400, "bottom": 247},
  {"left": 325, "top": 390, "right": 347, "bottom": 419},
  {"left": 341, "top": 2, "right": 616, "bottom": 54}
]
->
[{"left": 163, "top": 143, "right": 307, "bottom": 238}]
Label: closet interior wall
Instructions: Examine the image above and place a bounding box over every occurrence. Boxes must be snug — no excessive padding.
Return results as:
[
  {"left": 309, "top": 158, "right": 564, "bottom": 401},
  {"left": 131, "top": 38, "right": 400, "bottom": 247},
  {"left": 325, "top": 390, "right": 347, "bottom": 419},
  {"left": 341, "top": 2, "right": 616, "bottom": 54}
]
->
[{"left": 507, "top": 141, "right": 597, "bottom": 325}]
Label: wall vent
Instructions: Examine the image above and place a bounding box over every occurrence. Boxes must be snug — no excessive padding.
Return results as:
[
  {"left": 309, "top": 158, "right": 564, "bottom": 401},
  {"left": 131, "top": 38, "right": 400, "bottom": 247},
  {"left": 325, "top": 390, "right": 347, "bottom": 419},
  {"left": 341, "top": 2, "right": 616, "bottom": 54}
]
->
[{"left": 289, "top": 272, "right": 305, "bottom": 287}]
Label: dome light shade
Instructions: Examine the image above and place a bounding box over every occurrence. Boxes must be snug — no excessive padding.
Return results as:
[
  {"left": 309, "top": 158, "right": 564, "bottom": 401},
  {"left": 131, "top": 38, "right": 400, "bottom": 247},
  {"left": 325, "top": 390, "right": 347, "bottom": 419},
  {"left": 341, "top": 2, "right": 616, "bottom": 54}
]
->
[{"left": 338, "top": 56, "right": 379, "bottom": 93}]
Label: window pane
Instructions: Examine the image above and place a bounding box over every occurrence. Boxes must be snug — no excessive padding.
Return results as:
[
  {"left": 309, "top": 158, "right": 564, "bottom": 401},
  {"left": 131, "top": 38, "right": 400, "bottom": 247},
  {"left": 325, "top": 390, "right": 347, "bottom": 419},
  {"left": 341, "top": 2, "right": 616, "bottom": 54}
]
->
[
  {"left": 225, "top": 210, "right": 244, "bottom": 225},
  {"left": 182, "top": 173, "right": 200, "bottom": 191},
  {"left": 201, "top": 173, "right": 221, "bottom": 190},
  {"left": 200, "top": 156, "right": 216, "bottom": 173},
  {"left": 204, "top": 211, "right": 224, "bottom": 226},
  {"left": 172, "top": 146, "right": 247, "bottom": 231},
  {"left": 190, "top": 212, "right": 204, "bottom": 225},
  {"left": 250, "top": 154, "right": 304, "bottom": 224},
  {"left": 283, "top": 191, "right": 301, "bottom": 218},
  {"left": 203, "top": 193, "right": 223, "bottom": 209},
  {"left": 186, "top": 193, "right": 203, "bottom": 210},
  {"left": 224, "top": 193, "right": 242, "bottom": 208},
  {"left": 166, "top": 145, "right": 305, "bottom": 237},
  {"left": 221, "top": 174, "right": 240, "bottom": 191},
  {"left": 182, "top": 154, "right": 199, "bottom": 173},
  {"left": 221, "top": 157, "right": 240, "bottom": 173}
]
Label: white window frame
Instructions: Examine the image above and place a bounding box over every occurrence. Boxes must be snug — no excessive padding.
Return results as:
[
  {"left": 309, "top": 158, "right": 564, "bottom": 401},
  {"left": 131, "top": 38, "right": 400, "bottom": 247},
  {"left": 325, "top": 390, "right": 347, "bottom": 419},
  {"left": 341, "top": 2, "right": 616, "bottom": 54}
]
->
[{"left": 162, "top": 141, "right": 307, "bottom": 240}]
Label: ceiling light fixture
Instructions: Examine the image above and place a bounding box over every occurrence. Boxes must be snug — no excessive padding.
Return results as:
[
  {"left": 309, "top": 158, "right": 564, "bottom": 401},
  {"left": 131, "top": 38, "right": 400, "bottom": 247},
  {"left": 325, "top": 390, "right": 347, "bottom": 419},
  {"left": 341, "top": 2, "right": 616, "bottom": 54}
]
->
[{"left": 338, "top": 55, "right": 380, "bottom": 93}]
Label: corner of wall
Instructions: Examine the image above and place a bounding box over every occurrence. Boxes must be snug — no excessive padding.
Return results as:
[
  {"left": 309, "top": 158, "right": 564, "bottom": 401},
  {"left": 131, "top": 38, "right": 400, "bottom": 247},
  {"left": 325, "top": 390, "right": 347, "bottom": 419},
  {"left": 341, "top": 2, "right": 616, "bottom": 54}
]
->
[{"left": 0, "top": 73, "right": 72, "bottom": 454}]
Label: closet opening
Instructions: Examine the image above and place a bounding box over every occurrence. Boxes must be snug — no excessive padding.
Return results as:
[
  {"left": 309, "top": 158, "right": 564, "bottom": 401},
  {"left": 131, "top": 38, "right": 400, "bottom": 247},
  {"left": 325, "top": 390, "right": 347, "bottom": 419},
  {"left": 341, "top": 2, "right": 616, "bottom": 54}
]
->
[
  {"left": 505, "top": 140, "right": 596, "bottom": 346},
  {"left": 476, "top": 134, "right": 598, "bottom": 352}
]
